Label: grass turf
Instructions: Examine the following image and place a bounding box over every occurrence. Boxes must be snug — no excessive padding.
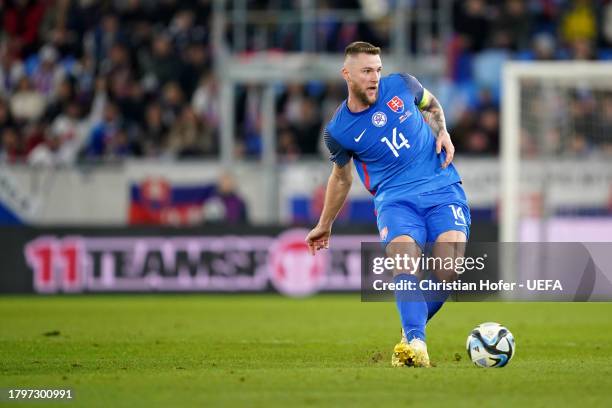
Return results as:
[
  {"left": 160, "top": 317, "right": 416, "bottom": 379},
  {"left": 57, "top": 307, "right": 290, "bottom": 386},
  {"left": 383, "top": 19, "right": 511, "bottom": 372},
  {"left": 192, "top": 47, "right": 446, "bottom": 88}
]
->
[{"left": 0, "top": 295, "right": 611, "bottom": 407}]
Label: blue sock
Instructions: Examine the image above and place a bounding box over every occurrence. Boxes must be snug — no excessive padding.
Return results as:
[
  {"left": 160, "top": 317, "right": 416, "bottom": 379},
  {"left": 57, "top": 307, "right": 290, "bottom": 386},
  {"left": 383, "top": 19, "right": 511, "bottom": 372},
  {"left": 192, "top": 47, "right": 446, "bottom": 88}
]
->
[
  {"left": 394, "top": 273, "right": 427, "bottom": 341},
  {"left": 424, "top": 274, "right": 451, "bottom": 322}
]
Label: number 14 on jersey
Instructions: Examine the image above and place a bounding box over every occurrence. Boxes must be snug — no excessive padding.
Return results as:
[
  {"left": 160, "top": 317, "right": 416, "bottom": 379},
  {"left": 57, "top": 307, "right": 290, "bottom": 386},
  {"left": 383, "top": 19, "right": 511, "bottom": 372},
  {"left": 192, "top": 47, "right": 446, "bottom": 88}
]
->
[{"left": 381, "top": 127, "right": 410, "bottom": 157}]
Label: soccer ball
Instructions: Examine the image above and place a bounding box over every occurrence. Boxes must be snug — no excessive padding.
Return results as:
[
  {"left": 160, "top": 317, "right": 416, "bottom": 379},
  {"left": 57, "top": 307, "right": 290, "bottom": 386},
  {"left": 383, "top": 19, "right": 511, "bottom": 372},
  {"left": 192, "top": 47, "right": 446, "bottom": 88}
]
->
[{"left": 466, "top": 322, "right": 515, "bottom": 368}]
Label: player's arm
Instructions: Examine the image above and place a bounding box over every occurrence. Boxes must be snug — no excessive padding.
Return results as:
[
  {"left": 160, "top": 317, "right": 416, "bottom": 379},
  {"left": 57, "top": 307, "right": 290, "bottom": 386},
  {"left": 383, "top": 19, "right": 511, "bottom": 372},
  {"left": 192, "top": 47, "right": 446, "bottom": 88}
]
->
[
  {"left": 306, "top": 128, "right": 353, "bottom": 255},
  {"left": 306, "top": 162, "right": 353, "bottom": 255},
  {"left": 401, "top": 73, "right": 455, "bottom": 169},
  {"left": 418, "top": 89, "right": 455, "bottom": 169}
]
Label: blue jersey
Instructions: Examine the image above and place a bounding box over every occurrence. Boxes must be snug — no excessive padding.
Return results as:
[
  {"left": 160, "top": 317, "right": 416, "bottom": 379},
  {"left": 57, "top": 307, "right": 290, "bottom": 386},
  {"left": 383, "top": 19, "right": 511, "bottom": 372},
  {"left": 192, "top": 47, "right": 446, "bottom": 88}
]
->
[{"left": 324, "top": 73, "right": 461, "bottom": 205}]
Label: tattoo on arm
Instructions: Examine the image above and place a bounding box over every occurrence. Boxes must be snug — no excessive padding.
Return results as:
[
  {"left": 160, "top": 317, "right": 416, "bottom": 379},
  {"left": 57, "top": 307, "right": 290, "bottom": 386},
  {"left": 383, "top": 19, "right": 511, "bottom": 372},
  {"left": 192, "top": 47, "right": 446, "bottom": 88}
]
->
[{"left": 421, "top": 95, "right": 447, "bottom": 135}]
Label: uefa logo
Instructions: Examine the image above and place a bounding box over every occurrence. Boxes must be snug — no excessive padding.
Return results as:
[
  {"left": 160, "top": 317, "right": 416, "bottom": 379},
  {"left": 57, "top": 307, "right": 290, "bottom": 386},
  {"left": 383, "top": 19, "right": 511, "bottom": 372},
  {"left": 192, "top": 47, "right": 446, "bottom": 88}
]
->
[{"left": 372, "top": 111, "right": 387, "bottom": 127}]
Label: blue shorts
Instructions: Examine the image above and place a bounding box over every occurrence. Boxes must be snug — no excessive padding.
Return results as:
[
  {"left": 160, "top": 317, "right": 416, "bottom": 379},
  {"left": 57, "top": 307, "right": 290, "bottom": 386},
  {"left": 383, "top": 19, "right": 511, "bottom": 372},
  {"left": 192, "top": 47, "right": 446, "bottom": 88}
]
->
[{"left": 376, "top": 182, "right": 471, "bottom": 248}]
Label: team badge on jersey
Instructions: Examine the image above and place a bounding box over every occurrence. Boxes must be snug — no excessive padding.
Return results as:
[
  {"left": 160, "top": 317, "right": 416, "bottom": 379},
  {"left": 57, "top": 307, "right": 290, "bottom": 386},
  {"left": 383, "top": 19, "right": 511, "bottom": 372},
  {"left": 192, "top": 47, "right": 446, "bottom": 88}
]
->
[
  {"left": 372, "top": 111, "right": 387, "bottom": 127},
  {"left": 386, "top": 96, "right": 404, "bottom": 113}
]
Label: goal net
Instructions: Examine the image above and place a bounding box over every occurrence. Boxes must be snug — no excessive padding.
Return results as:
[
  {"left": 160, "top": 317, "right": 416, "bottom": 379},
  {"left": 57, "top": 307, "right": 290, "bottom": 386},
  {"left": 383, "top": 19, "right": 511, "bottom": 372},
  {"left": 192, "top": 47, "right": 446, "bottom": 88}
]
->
[{"left": 501, "top": 62, "right": 612, "bottom": 244}]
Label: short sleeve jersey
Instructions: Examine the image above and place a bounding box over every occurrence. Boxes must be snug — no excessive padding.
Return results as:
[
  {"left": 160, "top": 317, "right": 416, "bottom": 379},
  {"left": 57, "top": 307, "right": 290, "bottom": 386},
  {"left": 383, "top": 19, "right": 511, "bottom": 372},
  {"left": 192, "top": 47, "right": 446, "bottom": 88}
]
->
[{"left": 324, "top": 73, "right": 461, "bottom": 203}]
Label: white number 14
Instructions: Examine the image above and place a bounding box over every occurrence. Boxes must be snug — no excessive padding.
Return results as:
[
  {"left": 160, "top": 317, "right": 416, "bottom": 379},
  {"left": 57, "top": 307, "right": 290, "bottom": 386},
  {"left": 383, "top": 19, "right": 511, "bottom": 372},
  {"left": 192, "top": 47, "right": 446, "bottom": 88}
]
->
[
  {"left": 449, "top": 205, "right": 467, "bottom": 226},
  {"left": 381, "top": 127, "right": 410, "bottom": 158}
]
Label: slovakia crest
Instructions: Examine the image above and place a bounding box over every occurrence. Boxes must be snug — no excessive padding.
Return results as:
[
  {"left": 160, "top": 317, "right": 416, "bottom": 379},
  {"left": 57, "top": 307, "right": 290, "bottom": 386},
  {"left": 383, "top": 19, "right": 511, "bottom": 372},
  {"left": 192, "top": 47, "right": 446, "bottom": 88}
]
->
[
  {"left": 372, "top": 111, "right": 387, "bottom": 127},
  {"left": 386, "top": 96, "right": 404, "bottom": 113}
]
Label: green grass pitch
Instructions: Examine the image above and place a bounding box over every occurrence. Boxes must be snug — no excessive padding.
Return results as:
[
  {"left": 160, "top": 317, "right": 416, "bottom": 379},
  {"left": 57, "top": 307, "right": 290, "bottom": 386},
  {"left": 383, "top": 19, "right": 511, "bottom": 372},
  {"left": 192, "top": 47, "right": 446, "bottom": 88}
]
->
[{"left": 1, "top": 295, "right": 611, "bottom": 407}]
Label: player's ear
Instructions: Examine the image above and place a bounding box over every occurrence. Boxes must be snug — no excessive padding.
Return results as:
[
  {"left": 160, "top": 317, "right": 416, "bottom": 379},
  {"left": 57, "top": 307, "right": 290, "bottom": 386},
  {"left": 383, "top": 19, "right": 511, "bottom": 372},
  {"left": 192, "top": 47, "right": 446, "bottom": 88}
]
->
[{"left": 341, "top": 66, "right": 350, "bottom": 81}]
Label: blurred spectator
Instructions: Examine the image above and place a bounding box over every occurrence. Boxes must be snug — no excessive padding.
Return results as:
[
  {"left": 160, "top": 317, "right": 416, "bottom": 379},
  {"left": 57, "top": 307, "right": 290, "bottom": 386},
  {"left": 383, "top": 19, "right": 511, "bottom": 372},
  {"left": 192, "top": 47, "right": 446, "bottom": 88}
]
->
[
  {"left": 83, "top": 13, "right": 125, "bottom": 67},
  {"left": 568, "top": 38, "right": 596, "bottom": 60},
  {"left": 293, "top": 98, "right": 322, "bottom": 155},
  {"left": 201, "top": 173, "right": 249, "bottom": 224},
  {"left": 478, "top": 107, "right": 500, "bottom": 154},
  {"left": 44, "top": 77, "right": 74, "bottom": 120},
  {"left": 10, "top": 76, "right": 46, "bottom": 123},
  {"left": 39, "top": 0, "right": 82, "bottom": 59},
  {"left": 0, "top": 98, "right": 16, "bottom": 129},
  {"left": 72, "top": 55, "right": 96, "bottom": 97},
  {"left": 110, "top": 78, "right": 145, "bottom": 125},
  {"left": 191, "top": 71, "right": 220, "bottom": 129},
  {"left": 166, "top": 106, "right": 216, "bottom": 158},
  {"left": 141, "top": 102, "right": 169, "bottom": 157},
  {"left": 84, "top": 102, "right": 122, "bottom": 158},
  {"left": 169, "top": 9, "right": 207, "bottom": 54},
  {"left": 215, "top": 173, "right": 248, "bottom": 224},
  {"left": 160, "top": 81, "right": 185, "bottom": 125},
  {"left": 279, "top": 84, "right": 323, "bottom": 154},
  {"left": 278, "top": 126, "right": 300, "bottom": 160},
  {"left": 495, "top": 0, "right": 532, "bottom": 51},
  {"left": 0, "top": 127, "right": 24, "bottom": 163},
  {"left": 30, "top": 45, "right": 66, "bottom": 100},
  {"left": 100, "top": 42, "right": 132, "bottom": 77},
  {"left": 282, "top": 83, "right": 307, "bottom": 125},
  {"left": 0, "top": 44, "right": 25, "bottom": 98},
  {"left": 23, "top": 120, "right": 46, "bottom": 155},
  {"left": 453, "top": 0, "right": 490, "bottom": 52},
  {"left": 560, "top": 0, "right": 597, "bottom": 44},
  {"left": 450, "top": 110, "right": 477, "bottom": 153},
  {"left": 531, "top": 33, "right": 557, "bottom": 60},
  {"left": 142, "top": 33, "right": 183, "bottom": 90},
  {"left": 463, "top": 128, "right": 491, "bottom": 154},
  {"left": 3, "top": 0, "right": 47, "bottom": 58},
  {"left": 28, "top": 129, "right": 68, "bottom": 166},
  {"left": 180, "top": 43, "right": 209, "bottom": 98},
  {"left": 107, "top": 126, "right": 141, "bottom": 159},
  {"left": 31, "top": 100, "right": 88, "bottom": 165}
]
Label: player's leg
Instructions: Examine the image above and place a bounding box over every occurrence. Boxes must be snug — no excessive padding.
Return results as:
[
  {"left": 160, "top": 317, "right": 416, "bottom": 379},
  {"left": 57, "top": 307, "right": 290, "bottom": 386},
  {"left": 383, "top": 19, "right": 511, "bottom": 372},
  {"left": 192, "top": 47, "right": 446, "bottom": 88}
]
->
[
  {"left": 387, "top": 235, "right": 431, "bottom": 368},
  {"left": 427, "top": 231, "right": 467, "bottom": 320},
  {"left": 377, "top": 202, "right": 430, "bottom": 367},
  {"left": 387, "top": 235, "right": 427, "bottom": 342},
  {"left": 422, "top": 182, "right": 471, "bottom": 321}
]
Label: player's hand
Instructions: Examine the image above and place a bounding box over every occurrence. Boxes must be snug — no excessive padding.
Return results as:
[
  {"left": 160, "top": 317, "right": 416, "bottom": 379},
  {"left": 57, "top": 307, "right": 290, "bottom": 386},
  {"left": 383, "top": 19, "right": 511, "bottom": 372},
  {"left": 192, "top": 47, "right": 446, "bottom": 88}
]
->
[
  {"left": 305, "top": 225, "right": 331, "bottom": 255},
  {"left": 436, "top": 130, "right": 455, "bottom": 169}
]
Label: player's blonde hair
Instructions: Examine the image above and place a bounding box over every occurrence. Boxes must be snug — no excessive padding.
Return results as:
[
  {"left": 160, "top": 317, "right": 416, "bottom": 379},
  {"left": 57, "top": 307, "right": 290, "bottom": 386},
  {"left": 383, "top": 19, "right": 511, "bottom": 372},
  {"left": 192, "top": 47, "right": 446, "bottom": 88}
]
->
[{"left": 344, "top": 41, "right": 381, "bottom": 58}]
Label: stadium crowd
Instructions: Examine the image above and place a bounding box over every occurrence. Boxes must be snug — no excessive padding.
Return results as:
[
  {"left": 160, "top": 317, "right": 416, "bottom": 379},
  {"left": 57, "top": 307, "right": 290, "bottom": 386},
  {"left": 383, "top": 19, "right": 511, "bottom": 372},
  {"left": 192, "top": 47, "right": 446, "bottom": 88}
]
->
[{"left": 1, "top": 0, "right": 611, "bottom": 165}]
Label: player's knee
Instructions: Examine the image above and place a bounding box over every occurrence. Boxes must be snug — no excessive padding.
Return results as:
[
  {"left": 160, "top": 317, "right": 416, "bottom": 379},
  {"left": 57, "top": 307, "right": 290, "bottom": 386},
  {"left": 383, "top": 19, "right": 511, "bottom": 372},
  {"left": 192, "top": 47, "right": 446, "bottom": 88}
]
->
[
  {"left": 385, "top": 235, "right": 421, "bottom": 256},
  {"left": 435, "top": 230, "right": 467, "bottom": 243},
  {"left": 386, "top": 235, "right": 421, "bottom": 276},
  {"left": 386, "top": 235, "right": 420, "bottom": 257},
  {"left": 432, "top": 233, "right": 467, "bottom": 281}
]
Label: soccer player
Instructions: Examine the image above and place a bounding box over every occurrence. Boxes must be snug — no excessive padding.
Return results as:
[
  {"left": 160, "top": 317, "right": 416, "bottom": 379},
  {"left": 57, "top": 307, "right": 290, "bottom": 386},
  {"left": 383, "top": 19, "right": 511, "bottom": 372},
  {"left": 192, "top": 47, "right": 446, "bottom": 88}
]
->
[{"left": 305, "top": 42, "right": 470, "bottom": 367}]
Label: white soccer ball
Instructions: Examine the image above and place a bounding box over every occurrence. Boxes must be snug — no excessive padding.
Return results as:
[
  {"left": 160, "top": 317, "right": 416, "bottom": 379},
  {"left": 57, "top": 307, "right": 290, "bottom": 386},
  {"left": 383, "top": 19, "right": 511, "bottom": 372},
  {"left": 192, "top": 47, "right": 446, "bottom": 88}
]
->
[{"left": 466, "top": 322, "right": 515, "bottom": 368}]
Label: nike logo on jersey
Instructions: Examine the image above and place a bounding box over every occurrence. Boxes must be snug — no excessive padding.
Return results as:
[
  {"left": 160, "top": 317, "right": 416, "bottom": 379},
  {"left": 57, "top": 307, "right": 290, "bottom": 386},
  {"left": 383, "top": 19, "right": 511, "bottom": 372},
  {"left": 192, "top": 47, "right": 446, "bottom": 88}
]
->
[{"left": 354, "top": 129, "right": 366, "bottom": 142}]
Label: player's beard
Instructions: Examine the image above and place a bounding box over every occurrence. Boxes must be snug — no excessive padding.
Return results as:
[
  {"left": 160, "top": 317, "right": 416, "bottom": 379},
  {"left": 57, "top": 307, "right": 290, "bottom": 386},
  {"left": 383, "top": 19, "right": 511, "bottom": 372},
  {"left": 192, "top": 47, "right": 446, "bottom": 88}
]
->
[{"left": 351, "top": 82, "right": 378, "bottom": 107}]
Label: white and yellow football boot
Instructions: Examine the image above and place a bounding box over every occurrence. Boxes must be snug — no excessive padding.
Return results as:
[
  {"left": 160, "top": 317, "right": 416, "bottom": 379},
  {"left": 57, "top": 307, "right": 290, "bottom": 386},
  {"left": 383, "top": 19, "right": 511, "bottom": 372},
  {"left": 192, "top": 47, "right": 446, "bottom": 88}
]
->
[
  {"left": 391, "top": 329, "right": 431, "bottom": 368},
  {"left": 391, "top": 339, "right": 415, "bottom": 367}
]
